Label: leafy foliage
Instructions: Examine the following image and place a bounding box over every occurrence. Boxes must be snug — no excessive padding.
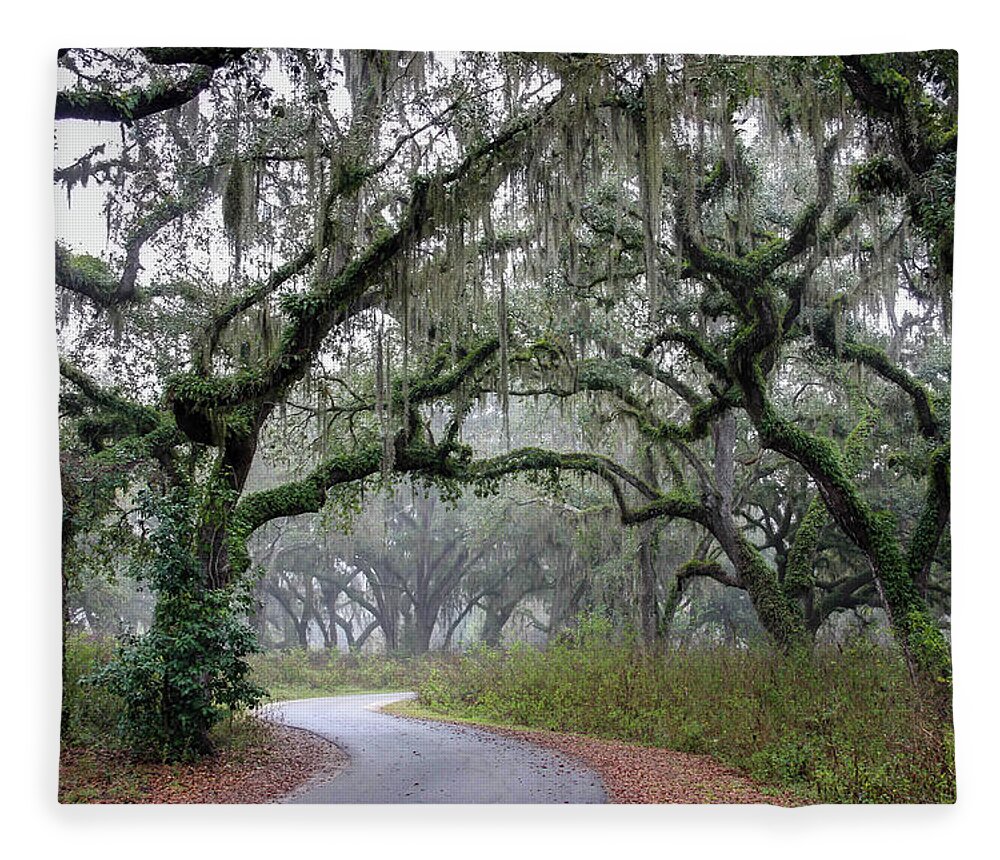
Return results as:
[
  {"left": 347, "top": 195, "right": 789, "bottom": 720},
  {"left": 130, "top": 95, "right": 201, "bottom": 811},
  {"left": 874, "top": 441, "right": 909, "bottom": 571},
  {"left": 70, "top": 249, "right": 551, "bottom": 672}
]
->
[{"left": 91, "top": 492, "right": 263, "bottom": 761}]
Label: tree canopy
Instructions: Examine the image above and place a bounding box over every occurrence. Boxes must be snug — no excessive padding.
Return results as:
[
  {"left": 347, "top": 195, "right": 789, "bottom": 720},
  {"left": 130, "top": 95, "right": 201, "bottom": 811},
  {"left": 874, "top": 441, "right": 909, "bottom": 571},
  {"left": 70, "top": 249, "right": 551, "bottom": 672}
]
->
[{"left": 56, "top": 49, "right": 954, "bottom": 752}]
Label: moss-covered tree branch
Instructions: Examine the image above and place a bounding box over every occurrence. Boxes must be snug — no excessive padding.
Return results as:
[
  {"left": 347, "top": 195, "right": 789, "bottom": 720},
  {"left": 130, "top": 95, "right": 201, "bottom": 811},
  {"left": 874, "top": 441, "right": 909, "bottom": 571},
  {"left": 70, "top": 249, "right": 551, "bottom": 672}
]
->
[
  {"left": 55, "top": 49, "right": 249, "bottom": 123},
  {"left": 56, "top": 186, "right": 206, "bottom": 308},
  {"left": 168, "top": 93, "right": 566, "bottom": 433}
]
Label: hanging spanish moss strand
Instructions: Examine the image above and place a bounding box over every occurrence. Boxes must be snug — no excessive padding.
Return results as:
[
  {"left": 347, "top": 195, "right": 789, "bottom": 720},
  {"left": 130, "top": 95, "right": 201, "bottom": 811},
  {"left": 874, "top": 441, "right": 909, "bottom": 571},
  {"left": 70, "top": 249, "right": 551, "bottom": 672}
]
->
[
  {"left": 223, "top": 156, "right": 245, "bottom": 281},
  {"left": 499, "top": 269, "right": 511, "bottom": 451},
  {"left": 636, "top": 69, "right": 664, "bottom": 323},
  {"left": 401, "top": 266, "right": 410, "bottom": 427},
  {"left": 373, "top": 305, "right": 386, "bottom": 476},
  {"left": 381, "top": 296, "right": 395, "bottom": 479}
]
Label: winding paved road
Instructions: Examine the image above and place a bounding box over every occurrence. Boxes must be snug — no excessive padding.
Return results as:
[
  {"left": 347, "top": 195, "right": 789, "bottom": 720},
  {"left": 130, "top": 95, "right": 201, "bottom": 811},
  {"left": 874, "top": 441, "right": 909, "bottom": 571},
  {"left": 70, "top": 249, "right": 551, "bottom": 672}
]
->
[{"left": 264, "top": 692, "right": 607, "bottom": 803}]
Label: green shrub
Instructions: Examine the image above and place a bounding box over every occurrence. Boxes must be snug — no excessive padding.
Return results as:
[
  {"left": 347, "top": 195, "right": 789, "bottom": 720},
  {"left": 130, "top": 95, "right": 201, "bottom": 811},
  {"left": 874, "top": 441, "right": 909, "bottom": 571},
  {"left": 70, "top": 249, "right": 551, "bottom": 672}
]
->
[
  {"left": 90, "top": 492, "right": 263, "bottom": 762},
  {"left": 750, "top": 737, "right": 818, "bottom": 784}
]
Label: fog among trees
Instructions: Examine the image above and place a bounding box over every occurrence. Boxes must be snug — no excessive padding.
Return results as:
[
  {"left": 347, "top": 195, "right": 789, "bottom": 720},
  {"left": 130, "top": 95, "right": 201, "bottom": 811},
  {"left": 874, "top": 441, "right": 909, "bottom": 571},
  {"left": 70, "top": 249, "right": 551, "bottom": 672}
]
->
[{"left": 55, "top": 49, "right": 953, "bottom": 770}]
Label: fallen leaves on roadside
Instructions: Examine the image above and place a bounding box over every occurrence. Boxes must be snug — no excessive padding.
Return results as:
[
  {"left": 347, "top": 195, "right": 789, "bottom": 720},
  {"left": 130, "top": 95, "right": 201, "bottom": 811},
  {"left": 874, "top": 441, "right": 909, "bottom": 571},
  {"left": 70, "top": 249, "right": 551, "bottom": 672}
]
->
[
  {"left": 59, "top": 722, "right": 346, "bottom": 804},
  {"left": 397, "top": 714, "right": 800, "bottom": 805},
  {"left": 500, "top": 729, "right": 800, "bottom": 804}
]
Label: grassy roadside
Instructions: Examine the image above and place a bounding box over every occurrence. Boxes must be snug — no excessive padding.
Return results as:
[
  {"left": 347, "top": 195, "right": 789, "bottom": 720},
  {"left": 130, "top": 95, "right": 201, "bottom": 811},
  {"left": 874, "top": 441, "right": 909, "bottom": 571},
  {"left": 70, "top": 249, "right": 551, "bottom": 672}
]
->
[
  {"left": 382, "top": 696, "right": 526, "bottom": 729},
  {"left": 380, "top": 697, "right": 803, "bottom": 805},
  {"left": 406, "top": 628, "right": 955, "bottom": 804},
  {"left": 248, "top": 649, "right": 443, "bottom": 702},
  {"left": 261, "top": 682, "right": 411, "bottom": 702}
]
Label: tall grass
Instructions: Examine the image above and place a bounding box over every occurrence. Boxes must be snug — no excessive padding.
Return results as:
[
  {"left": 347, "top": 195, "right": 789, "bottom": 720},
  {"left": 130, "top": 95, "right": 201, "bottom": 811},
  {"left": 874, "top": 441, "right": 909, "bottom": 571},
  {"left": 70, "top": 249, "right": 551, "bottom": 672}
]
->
[
  {"left": 61, "top": 632, "right": 125, "bottom": 748},
  {"left": 249, "top": 649, "right": 448, "bottom": 701},
  {"left": 416, "top": 618, "right": 955, "bottom": 803}
]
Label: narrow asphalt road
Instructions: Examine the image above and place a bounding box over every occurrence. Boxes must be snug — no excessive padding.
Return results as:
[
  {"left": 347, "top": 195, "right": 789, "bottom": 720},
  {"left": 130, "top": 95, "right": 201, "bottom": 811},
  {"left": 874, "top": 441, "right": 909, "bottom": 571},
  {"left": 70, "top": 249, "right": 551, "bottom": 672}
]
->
[{"left": 264, "top": 692, "right": 607, "bottom": 803}]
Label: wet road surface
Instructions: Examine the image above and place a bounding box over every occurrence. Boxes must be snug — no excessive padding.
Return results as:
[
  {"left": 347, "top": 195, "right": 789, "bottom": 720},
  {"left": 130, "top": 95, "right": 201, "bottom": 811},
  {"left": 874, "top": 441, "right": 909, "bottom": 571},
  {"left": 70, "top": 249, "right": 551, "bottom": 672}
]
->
[{"left": 263, "top": 692, "right": 607, "bottom": 804}]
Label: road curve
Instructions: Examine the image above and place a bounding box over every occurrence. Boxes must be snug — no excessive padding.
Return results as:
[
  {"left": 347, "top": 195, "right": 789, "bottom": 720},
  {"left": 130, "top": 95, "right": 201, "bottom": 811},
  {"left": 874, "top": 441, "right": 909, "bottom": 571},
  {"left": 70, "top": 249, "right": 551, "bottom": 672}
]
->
[{"left": 263, "top": 692, "right": 607, "bottom": 803}]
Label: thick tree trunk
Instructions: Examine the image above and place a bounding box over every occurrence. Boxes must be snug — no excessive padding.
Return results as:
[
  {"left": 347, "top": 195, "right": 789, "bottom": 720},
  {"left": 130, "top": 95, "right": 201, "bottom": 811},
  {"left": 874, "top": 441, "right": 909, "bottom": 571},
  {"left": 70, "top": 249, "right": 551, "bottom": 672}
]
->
[
  {"left": 756, "top": 406, "right": 949, "bottom": 681},
  {"left": 406, "top": 610, "right": 435, "bottom": 655},
  {"left": 701, "top": 411, "right": 809, "bottom": 651},
  {"left": 636, "top": 523, "right": 660, "bottom": 647},
  {"left": 481, "top": 604, "right": 514, "bottom": 647}
]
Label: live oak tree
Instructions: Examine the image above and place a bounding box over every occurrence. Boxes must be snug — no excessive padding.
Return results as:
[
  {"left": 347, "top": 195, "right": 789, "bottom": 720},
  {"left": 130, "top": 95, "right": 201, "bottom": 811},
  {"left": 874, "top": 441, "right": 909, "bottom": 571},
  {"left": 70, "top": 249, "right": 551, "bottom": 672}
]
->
[
  {"left": 453, "top": 53, "right": 953, "bottom": 680},
  {"left": 58, "top": 50, "right": 621, "bottom": 752},
  {"left": 57, "top": 49, "right": 953, "bottom": 756},
  {"left": 251, "top": 469, "right": 581, "bottom": 653}
]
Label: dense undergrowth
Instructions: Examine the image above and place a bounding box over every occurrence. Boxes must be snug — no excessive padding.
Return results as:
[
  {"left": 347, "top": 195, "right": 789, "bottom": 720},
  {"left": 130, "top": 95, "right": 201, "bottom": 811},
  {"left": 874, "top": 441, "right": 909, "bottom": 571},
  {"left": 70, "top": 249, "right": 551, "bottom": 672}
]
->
[
  {"left": 248, "top": 648, "right": 447, "bottom": 701},
  {"left": 61, "top": 632, "right": 123, "bottom": 750},
  {"left": 61, "top": 631, "right": 279, "bottom": 801},
  {"left": 62, "top": 632, "right": 270, "bottom": 752},
  {"left": 415, "top": 620, "right": 955, "bottom": 804},
  {"left": 61, "top": 633, "right": 437, "bottom": 754},
  {"left": 64, "top": 628, "right": 955, "bottom": 803}
]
